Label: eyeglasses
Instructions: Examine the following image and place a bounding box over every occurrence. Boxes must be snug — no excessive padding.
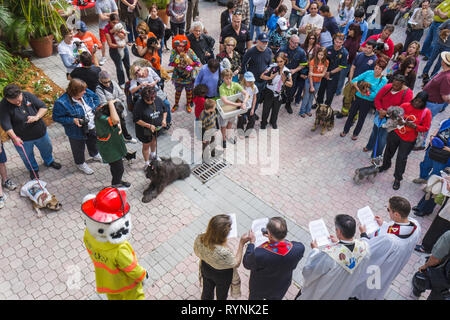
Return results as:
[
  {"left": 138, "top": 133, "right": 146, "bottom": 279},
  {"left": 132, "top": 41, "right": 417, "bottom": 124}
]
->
[
  {"left": 226, "top": 44, "right": 235, "bottom": 47},
  {"left": 407, "top": 66, "right": 414, "bottom": 69},
  {"left": 138, "top": 30, "right": 146, "bottom": 35},
  {"left": 233, "top": 10, "right": 242, "bottom": 15}
]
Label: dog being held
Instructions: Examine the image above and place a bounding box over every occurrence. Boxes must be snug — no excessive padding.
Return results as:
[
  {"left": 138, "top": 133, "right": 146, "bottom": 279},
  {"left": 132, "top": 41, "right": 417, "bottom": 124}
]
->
[
  {"left": 382, "top": 106, "right": 405, "bottom": 132},
  {"left": 20, "top": 180, "right": 62, "bottom": 217},
  {"left": 142, "top": 157, "right": 191, "bottom": 203},
  {"left": 357, "top": 81, "right": 372, "bottom": 97},
  {"left": 311, "top": 104, "right": 334, "bottom": 135},
  {"left": 164, "top": 28, "right": 173, "bottom": 50}
]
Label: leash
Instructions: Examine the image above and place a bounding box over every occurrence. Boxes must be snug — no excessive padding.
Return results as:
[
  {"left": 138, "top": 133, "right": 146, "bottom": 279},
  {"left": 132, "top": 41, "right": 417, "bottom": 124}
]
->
[
  {"left": 18, "top": 144, "right": 45, "bottom": 192},
  {"left": 372, "top": 118, "right": 383, "bottom": 160}
]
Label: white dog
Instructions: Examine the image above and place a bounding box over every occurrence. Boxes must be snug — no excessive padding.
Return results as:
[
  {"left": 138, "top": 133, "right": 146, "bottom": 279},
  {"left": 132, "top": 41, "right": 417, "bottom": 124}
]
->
[
  {"left": 111, "top": 23, "right": 129, "bottom": 59},
  {"left": 20, "top": 180, "right": 62, "bottom": 217}
]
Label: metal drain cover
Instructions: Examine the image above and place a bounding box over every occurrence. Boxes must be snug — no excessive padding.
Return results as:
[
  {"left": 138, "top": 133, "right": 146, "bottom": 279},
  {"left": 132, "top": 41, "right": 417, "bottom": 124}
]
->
[{"left": 192, "top": 158, "right": 229, "bottom": 183}]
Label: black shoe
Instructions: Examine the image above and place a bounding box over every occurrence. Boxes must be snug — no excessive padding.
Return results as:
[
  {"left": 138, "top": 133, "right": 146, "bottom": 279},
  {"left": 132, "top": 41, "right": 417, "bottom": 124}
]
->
[
  {"left": 222, "top": 140, "right": 226, "bottom": 148},
  {"left": 255, "top": 114, "right": 259, "bottom": 120},
  {"left": 271, "top": 123, "right": 278, "bottom": 129},
  {"left": 336, "top": 112, "right": 344, "bottom": 119},
  {"left": 393, "top": 179, "right": 401, "bottom": 190},
  {"left": 30, "top": 170, "right": 39, "bottom": 180},
  {"left": 47, "top": 161, "right": 62, "bottom": 170},
  {"left": 413, "top": 210, "right": 430, "bottom": 217},
  {"left": 113, "top": 181, "right": 131, "bottom": 188},
  {"left": 260, "top": 124, "right": 266, "bottom": 130},
  {"left": 422, "top": 56, "right": 429, "bottom": 61},
  {"left": 378, "top": 166, "right": 387, "bottom": 173},
  {"left": 311, "top": 103, "right": 318, "bottom": 109},
  {"left": 412, "top": 206, "right": 420, "bottom": 212},
  {"left": 285, "top": 103, "right": 293, "bottom": 114}
]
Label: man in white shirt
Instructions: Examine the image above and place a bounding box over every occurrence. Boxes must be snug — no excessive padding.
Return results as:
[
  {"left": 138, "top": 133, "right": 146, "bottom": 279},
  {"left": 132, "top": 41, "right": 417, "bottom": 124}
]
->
[{"left": 298, "top": 2, "right": 323, "bottom": 43}]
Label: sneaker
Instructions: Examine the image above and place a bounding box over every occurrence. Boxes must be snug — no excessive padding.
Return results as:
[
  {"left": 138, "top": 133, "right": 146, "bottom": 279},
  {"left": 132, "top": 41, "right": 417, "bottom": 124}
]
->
[
  {"left": 90, "top": 154, "right": 102, "bottom": 162},
  {"left": 186, "top": 105, "right": 192, "bottom": 113},
  {"left": 2, "top": 179, "right": 17, "bottom": 191},
  {"left": 124, "top": 136, "right": 138, "bottom": 144},
  {"left": 114, "top": 181, "right": 131, "bottom": 189},
  {"left": 0, "top": 194, "right": 6, "bottom": 209},
  {"left": 77, "top": 163, "right": 94, "bottom": 175},
  {"left": 47, "top": 161, "right": 62, "bottom": 169},
  {"left": 285, "top": 103, "right": 293, "bottom": 114},
  {"left": 336, "top": 112, "right": 345, "bottom": 119},
  {"left": 393, "top": 179, "right": 401, "bottom": 190},
  {"left": 171, "top": 105, "right": 179, "bottom": 112},
  {"left": 413, "top": 178, "right": 427, "bottom": 184},
  {"left": 99, "top": 56, "right": 107, "bottom": 66}
]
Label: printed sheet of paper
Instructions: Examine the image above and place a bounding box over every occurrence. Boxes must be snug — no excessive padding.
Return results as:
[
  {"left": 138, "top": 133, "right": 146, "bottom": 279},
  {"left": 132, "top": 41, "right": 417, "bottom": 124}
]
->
[
  {"left": 308, "top": 219, "right": 331, "bottom": 247},
  {"left": 227, "top": 213, "right": 238, "bottom": 239},
  {"left": 251, "top": 218, "right": 269, "bottom": 247},
  {"left": 357, "top": 206, "right": 379, "bottom": 235},
  {"left": 442, "top": 179, "right": 450, "bottom": 197}
]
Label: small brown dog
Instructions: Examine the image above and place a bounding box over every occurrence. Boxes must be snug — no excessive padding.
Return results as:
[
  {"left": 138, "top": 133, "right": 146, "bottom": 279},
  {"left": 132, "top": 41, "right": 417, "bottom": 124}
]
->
[
  {"left": 392, "top": 43, "right": 404, "bottom": 61},
  {"left": 357, "top": 81, "right": 372, "bottom": 97},
  {"left": 312, "top": 104, "right": 334, "bottom": 135},
  {"left": 20, "top": 180, "right": 62, "bottom": 217},
  {"left": 440, "top": 29, "right": 450, "bottom": 43}
]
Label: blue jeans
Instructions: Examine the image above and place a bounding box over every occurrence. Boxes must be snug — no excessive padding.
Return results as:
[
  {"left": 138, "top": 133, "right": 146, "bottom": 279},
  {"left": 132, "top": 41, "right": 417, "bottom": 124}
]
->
[
  {"left": 421, "top": 21, "right": 443, "bottom": 58},
  {"left": 419, "top": 147, "right": 450, "bottom": 179},
  {"left": 416, "top": 194, "right": 437, "bottom": 215},
  {"left": 365, "top": 124, "right": 388, "bottom": 158},
  {"left": 163, "top": 98, "right": 172, "bottom": 124},
  {"left": 423, "top": 42, "right": 450, "bottom": 77},
  {"left": 289, "top": 12, "right": 303, "bottom": 29},
  {"left": 336, "top": 67, "right": 349, "bottom": 95},
  {"left": 423, "top": 101, "right": 446, "bottom": 145},
  {"left": 299, "top": 81, "right": 320, "bottom": 114},
  {"left": 14, "top": 132, "right": 54, "bottom": 172},
  {"left": 126, "top": 17, "right": 138, "bottom": 43},
  {"left": 250, "top": 13, "right": 265, "bottom": 40}
]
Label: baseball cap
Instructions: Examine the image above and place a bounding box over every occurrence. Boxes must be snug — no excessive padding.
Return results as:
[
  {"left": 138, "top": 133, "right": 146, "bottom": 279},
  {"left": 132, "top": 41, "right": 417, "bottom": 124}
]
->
[
  {"left": 76, "top": 20, "right": 88, "bottom": 33},
  {"left": 244, "top": 71, "right": 255, "bottom": 82},
  {"left": 277, "top": 17, "right": 288, "bottom": 31},
  {"left": 257, "top": 32, "right": 269, "bottom": 42}
]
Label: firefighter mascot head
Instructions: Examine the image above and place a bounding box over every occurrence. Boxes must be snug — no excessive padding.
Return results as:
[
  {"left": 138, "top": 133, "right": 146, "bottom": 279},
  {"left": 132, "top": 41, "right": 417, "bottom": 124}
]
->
[{"left": 82, "top": 187, "right": 147, "bottom": 300}]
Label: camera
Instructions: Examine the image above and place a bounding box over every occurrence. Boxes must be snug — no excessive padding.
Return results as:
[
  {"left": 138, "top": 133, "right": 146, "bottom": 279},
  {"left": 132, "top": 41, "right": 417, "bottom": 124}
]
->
[
  {"left": 147, "top": 37, "right": 159, "bottom": 49},
  {"left": 261, "top": 227, "right": 268, "bottom": 235},
  {"left": 283, "top": 70, "right": 292, "bottom": 79},
  {"left": 78, "top": 117, "right": 90, "bottom": 135},
  {"left": 375, "top": 42, "right": 385, "bottom": 51}
]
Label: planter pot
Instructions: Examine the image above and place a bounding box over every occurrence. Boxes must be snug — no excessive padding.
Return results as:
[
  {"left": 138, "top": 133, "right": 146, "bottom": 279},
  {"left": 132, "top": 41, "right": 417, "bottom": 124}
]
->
[
  {"left": 158, "top": 9, "right": 169, "bottom": 25},
  {"left": 29, "top": 34, "right": 55, "bottom": 58}
]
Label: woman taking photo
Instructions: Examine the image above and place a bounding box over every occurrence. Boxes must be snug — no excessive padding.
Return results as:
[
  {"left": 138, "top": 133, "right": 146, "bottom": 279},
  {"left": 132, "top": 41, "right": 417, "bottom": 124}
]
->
[
  {"left": 341, "top": 58, "right": 388, "bottom": 140},
  {"left": 216, "top": 37, "right": 241, "bottom": 83},
  {"left": 260, "top": 52, "right": 293, "bottom": 130},
  {"left": 378, "top": 91, "right": 432, "bottom": 190},
  {"left": 96, "top": 70, "right": 137, "bottom": 143},
  {"left": 133, "top": 86, "right": 167, "bottom": 169},
  {"left": 94, "top": 92, "right": 129, "bottom": 188},
  {"left": 53, "top": 79, "right": 101, "bottom": 175},
  {"left": 194, "top": 214, "right": 250, "bottom": 300}
]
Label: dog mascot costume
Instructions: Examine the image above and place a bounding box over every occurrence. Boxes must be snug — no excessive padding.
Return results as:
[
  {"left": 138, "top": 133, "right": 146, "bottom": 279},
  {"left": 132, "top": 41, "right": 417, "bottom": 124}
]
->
[{"left": 82, "top": 187, "right": 147, "bottom": 300}]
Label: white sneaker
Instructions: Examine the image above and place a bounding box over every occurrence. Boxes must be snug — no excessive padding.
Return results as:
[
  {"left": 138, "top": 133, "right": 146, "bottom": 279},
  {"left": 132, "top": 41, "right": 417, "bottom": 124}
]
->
[
  {"left": 91, "top": 153, "right": 103, "bottom": 162},
  {"left": 99, "top": 56, "right": 107, "bottom": 66},
  {"left": 120, "top": 84, "right": 125, "bottom": 90},
  {"left": 124, "top": 137, "right": 137, "bottom": 144},
  {"left": 0, "top": 194, "right": 6, "bottom": 209},
  {"left": 77, "top": 162, "right": 94, "bottom": 175}
]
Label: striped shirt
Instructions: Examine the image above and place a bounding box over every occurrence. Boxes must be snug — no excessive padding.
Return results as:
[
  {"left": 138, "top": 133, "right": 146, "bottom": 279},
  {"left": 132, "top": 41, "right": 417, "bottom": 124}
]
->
[{"left": 200, "top": 110, "right": 217, "bottom": 131}]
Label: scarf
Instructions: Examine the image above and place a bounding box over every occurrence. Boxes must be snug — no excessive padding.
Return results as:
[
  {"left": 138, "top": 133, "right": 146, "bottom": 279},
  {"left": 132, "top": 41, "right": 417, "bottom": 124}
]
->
[
  {"left": 375, "top": 221, "right": 418, "bottom": 239},
  {"left": 193, "top": 236, "right": 241, "bottom": 298},
  {"left": 323, "top": 239, "right": 369, "bottom": 274},
  {"left": 260, "top": 241, "right": 293, "bottom": 256}
]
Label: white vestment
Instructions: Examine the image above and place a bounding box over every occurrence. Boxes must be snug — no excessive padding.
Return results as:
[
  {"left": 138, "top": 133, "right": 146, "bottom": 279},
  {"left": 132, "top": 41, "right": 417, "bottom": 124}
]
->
[
  {"left": 351, "top": 218, "right": 421, "bottom": 300},
  {"left": 298, "top": 240, "right": 371, "bottom": 300}
]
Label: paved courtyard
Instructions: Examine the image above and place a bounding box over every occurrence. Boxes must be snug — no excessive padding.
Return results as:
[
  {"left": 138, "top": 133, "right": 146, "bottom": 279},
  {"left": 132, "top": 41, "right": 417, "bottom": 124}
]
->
[{"left": 0, "top": 0, "right": 447, "bottom": 300}]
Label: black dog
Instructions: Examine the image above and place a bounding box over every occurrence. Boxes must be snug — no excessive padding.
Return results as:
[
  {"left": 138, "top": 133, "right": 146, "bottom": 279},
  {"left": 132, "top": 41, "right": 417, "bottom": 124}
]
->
[
  {"left": 164, "top": 29, "right": 173, "bottom": 51},
  {"left": 142, "top": 157, "right": 191, "bottom": 203},
  {"left": 123, "top": 151, "right": 136, "bottom": 165}
]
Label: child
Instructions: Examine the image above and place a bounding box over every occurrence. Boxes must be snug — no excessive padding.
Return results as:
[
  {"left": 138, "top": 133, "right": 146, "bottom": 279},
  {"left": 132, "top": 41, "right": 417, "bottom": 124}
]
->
[
  {"left": 267, "top": 5, "right": 288, "bottom": 36},
  {"left": 237, "top": 72, "right": 258, "bottom": 138},
  {"left": 200, "top": 99, "right": 218, "bottom": 163},
  {"left": 193, "top": 84, "right": 209, "bottom": 120},
  {"left": 299, "top": 47, "right": 328, "bottom": 117},
  {"left": 111, "top": 22, "right": 129, "bottom": 60}
]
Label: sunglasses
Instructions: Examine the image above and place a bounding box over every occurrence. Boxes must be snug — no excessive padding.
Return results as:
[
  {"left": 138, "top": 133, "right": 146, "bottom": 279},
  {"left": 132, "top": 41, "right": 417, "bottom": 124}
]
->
[
  {"left": 138, "top": 30, "right": 146, "bottom": 35},
  {"left": 101, "top": 80, "right": 111, "bottom": 85},
  {"left": 233, "top": 10, "right": 242, "bottom": 15},
  {"left": 226, "top": 44, "right": 235, "bottom": 47}
]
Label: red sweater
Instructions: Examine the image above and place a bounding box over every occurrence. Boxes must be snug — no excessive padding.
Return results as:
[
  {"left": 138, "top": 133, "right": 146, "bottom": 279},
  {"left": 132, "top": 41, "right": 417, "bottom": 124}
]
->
[
  {"left": 374, "top": 84, "right": 414, "bottom": 111},
  {"left": 194, "top": 96, "right": 206, "bottom": 119},
  {"left": 362, "top": 34, "right": 394, "bottom": 59},
  {"left": 395, "top": 103, "right": 432, "bottom": 142}
]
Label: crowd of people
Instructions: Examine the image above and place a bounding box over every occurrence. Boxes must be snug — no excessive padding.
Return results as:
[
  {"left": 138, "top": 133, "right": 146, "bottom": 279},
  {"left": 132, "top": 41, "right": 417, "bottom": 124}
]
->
[{"left": 0, "top": 0, "right": 449, "bottom": 300}]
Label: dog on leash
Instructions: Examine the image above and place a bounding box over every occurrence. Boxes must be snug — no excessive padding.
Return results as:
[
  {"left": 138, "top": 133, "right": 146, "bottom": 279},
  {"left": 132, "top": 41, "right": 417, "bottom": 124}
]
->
[
  {"left": 142, "top": 157, "right": 191, "bottom": 203},
  {"left": 311, "top": 104, "right": 334, "bottom": 135},
  {"left": 353, "top": 165, "right": 380, "bottom": 184},
  {"left": 382, "top": 106, "right": 405, "bottom": 132},
  {"left": 20, "top": 180, "right": 62, "bottom": 217},
  {"left": 123, "top": 151, "right": 136, "bottom": 165}
]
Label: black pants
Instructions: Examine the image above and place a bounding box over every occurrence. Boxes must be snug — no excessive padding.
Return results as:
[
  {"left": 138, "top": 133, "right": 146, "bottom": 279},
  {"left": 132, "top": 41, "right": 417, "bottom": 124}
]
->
[
  {"left": 422, "top": 199, "right": 450, "bottom": 252},
  {"left": 317, "top": 74, "right": 339, "bottom": 106},
  {"left": 109, "top": 47, "right": 130, "bottom": 86},
  {"left": 68, "top": 129, "right": 98, "bottom": 165},
  {"left": 237, "top": 110, "right": 255, "bottom": 134},
  {"left": 200, "top": 261, "right": 233, "bottom": 300},
  {"left": 255, "top": 80, "right": 266, "bottom": 106},
  {"left": 286, "top": 75, "right": 305, "bottom": 105},
  {"left": 120, "top": 116, "right": 132, "bottom": 140},
  {"left": 109, "top": 159, "right": 124, "bottom": 186},
  {"left": 170, "top": 21, "right": 185, "bottom": 35},
  {"left": 261, "top": 88, "right": 282, "bottom": 127},
  {"left": 343, "top": 96, "right": 374, "bottom": 136},
  {"left": 380, "top": 131, "right": 415, "bottom": 181}
]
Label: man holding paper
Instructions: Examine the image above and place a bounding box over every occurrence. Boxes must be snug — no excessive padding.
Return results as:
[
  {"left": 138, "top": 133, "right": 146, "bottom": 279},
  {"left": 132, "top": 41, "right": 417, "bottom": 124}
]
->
[
  {"left": 351, "top": 196, "right": 421, "bottom": 300},
  {"left": 243, "top": 217, "right": 305, "bottom": 300},
  {"left": 298, "top": 214, "right": 370, "bottom": 300}
]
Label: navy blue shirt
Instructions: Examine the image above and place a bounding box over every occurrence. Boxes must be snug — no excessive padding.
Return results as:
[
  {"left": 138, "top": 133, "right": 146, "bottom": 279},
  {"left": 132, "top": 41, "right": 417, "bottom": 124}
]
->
[
  {"left": 323, "top": 16, "right": 339, "bottom": 37},
  {"left": 279, "top": 45, "right": 308, "bottom": 71},
  {"left": 326, "top": 45, "right": 348, "bottom": 73},
  {"left": 241, "top": 46, "right": 273, "bottom": 81},
  {"left": 352, "top": 52, "right": 378, "bottom": 78}
]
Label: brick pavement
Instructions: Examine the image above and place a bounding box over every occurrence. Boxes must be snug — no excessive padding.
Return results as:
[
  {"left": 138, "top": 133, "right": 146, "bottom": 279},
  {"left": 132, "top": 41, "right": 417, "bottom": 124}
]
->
[{"left": 0, "top": 0, "right": 445, "bottom": 300}]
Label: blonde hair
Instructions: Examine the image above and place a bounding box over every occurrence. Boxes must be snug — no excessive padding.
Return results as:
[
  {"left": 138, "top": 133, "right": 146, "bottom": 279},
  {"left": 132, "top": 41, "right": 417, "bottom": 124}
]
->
[
  {"left": 204, "top": 99, "right": 216, "bottom": 110},
  {"left": 224, "top": 36, "right": 237, "bottom": 47},
  {"left": 221, "top": 68, "right": 234, "bottom": 78},
  {"left": 137, "top": 21, "right": 150, "bottom": 34},
  {"left": 240, "top": 77, "right": 255, "bottom": 90},
  {"left": 199, "top": 214, "right": 232, "bottom": 250}
]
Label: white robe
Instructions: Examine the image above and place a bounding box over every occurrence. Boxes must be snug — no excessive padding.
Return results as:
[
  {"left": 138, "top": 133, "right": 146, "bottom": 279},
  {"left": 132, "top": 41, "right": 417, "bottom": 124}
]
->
[
  {"left": 351, "top": 218, "right": 421, "bottom": 300},
  {"left": 298, "top": 240, "right": 371, "bottom": 300}
]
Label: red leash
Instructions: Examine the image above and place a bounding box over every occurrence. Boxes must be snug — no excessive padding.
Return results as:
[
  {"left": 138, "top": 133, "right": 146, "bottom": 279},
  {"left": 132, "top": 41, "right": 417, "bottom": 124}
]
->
[{"left": 19, "top": 144, "right": 45, "bottom": 192}]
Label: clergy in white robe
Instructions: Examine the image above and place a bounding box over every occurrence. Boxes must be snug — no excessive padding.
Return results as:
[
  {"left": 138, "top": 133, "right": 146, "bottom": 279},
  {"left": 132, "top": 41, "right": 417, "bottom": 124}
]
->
[
  {"left": 298, "top": 214, "right": 371, "bottom": 300},
  {"left": 351, "top": 196, "right": 421, "bottom": 300}
]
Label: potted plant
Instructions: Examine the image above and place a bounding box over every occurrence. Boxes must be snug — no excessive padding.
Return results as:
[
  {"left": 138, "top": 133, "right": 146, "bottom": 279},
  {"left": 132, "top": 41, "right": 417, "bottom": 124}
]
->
[
  {"left": 142, "top": 0, "right": 171, "bottom": 25},
  {"left": 2, "top": 0, "right": 65, "bottom": 57}
]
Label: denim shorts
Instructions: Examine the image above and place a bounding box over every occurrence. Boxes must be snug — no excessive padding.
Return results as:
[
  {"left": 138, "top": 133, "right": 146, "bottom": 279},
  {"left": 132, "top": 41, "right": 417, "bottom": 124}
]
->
[{"left": 0, "top": 144, "right": 7, "bottom": 164}]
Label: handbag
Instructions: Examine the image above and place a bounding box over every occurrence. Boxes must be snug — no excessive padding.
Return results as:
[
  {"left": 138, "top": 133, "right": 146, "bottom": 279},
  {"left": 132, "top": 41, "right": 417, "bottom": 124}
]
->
[
  {"left": 252, "top": 15, "right": 265, "bottom": 27},
  {"left": 429, "top": 146, "right": 450, "bottom": 164}
]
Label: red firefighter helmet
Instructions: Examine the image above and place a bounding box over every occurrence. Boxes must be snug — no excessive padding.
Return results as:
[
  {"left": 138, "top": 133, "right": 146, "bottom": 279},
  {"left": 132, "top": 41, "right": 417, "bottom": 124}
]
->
[{"left": 81, "top": 187, "right": 130, "bottom": 223}]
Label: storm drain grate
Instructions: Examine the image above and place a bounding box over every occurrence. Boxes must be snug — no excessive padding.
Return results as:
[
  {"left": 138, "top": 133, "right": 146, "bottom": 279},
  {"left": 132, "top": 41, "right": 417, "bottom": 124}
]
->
[{"left": 192, "top": 159, "right": 229, "bottom": 183}]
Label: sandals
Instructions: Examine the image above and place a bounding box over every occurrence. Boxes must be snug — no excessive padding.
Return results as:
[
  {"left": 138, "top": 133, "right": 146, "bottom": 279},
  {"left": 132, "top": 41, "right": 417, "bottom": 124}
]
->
[
  {"left": 340, "top": 132, "right": 347, "bottom": 137},
  {"left": 414, "top": 244, "right": 430, "bottom": 254},
  {"left": 363, "top": 147, "right": 370, "bottom": 152},
  {"left": 351, "top": 135, "right": 358, "bottom": 141}
]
